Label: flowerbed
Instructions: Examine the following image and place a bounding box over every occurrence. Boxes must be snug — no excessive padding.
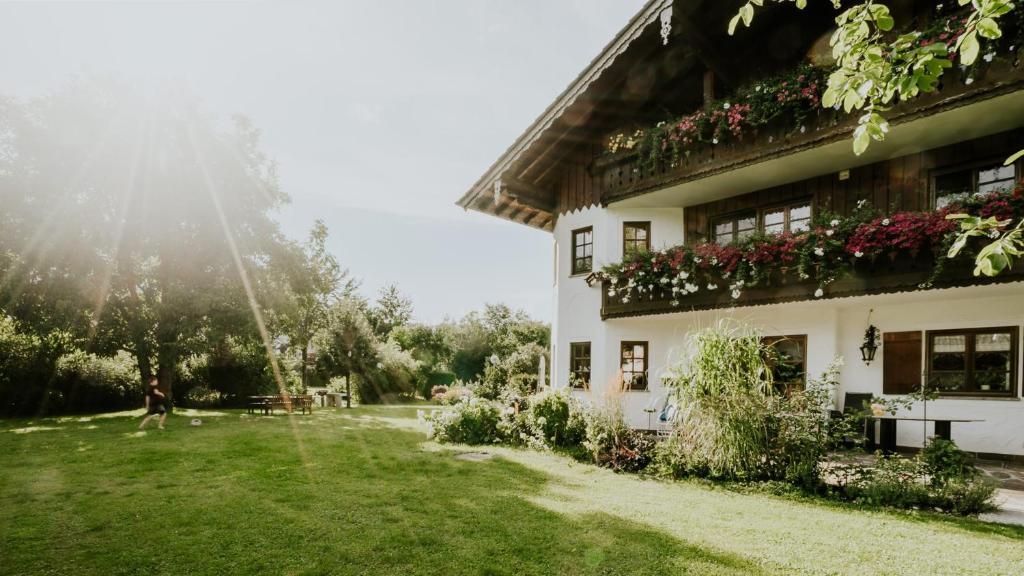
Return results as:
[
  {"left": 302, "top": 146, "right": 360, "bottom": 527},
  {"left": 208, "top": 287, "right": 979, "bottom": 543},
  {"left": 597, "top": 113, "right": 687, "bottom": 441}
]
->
[{"left": 601, "top": 187, "right": 1024, "bottom": 307}]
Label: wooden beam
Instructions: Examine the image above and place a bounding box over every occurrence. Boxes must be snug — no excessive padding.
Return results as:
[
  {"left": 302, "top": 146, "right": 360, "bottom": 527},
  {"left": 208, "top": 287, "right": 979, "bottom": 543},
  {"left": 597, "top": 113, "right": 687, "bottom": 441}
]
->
[{"left": 501, "top": 176, "right": 556, "bottom": 212}]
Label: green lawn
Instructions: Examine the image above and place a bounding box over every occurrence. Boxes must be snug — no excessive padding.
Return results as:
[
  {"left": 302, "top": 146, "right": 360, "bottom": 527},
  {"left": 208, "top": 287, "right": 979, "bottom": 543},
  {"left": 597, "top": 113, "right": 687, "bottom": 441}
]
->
[{"left": 1, "top": 406, "right": 1023, "bottom": 576}]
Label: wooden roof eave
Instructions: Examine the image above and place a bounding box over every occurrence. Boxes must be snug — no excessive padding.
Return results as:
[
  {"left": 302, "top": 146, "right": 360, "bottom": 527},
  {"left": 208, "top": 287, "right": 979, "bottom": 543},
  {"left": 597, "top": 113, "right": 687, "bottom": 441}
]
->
[{"left": 456, "top": 0, "right": 674, "bottom": 217}]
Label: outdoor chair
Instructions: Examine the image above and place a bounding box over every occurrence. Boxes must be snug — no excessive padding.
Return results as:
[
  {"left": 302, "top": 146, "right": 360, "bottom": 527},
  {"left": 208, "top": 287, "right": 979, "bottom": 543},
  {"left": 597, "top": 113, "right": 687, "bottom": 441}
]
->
[{"left": 840, "top": 392, "right": 873, "bottom": 450}]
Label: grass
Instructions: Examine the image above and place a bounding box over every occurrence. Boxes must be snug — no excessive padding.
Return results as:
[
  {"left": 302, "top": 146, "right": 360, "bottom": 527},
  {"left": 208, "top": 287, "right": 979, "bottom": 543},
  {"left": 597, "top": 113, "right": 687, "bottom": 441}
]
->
[{"left": 1, "top": 406, "right": 1023, "bottom": 575}]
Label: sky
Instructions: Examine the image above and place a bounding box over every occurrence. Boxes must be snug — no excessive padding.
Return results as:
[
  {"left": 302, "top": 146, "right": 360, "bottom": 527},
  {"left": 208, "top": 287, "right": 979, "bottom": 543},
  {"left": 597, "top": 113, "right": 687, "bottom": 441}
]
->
[{"left": 0, "top": 0, "right": 647, "bottom": 323}]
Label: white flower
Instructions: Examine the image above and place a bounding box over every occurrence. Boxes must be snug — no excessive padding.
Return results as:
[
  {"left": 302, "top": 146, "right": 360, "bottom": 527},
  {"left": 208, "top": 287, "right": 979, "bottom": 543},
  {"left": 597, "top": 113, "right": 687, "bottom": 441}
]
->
[
  {"left": 608, "top": 289, "right": 615, "bottom": 297},
  {"left": 731, "top": 289, "right": 742, "bottom": 299},
  {"left": 710, "top": 257, "right": 718, "bottom": 265},
  {"left": 723, "top": 102, "right": 731, "bottom": 110},
  {"left": 678, "top": 271, "right": 689, "bottom": 279},
  {"left": 857, "top": 199, "right": 868, "bottom": 208},
  {"left": 825, "top": 230, "right": 834, "bottom": 237},
  {"left": 638, "top": 271, "right": 645, "bottom": 276},
  {"left": 706, "top": 283, "right": 718, "bottom": 290},
  {"left": 621, "top": 296, "right": 630, "bottom": 303},
  {"left": 814, "top": 247, "right": 825, "bottom": 256},
  {"left": 672, "top": 286, "right": 680, "bottom": 294},
  {"left": 881, "top": 218, "right": 891, "bottom": 226},
  {"left": 712, "top": 138, "right": 719, "bottom": 145},
  {"left": 647, "top": 284, "right": 654, "bottom": 291},
  {"left": 670, "top": 300, "right": 680, "bottom": 307},
  {"left": 660, "top": 277, "right": 670, "bottom": 284},
  {"left": 610, "top": 277, "right": 618, "bottom": 285},
  {"left": 627, "top": 279, "right": 636, "bottom": 287},
  {"left": 755, "top": 85, "right": 762, "bottom": 92},
  {"left": 855, "top": 251, "right": 864, "bottom": 258},
  {"left": 694, "top": 258, "right": 702, "bottom": 264},
  {"left": 685, "top": 283, "right": 699, "bottom": 293},
  {"left": 814, "top": 288, "right": 824, "bottom": 298},
  {"left": 830, "top": 219, "right": 840, "bottom": 227},
  {"left": 983, "top": 52, "right": 995, "bottom": 63},
  {"left": 799, "top": 273, "right": 809, "bottom": 280},
  {"left": 965, "top": 77, "right": 974, "bottom": 85},
  {"left": 800, "top": 125, "right": 806, "bottom": 134},
  {"left": 990, "top": 229, "right": 1001, "bottom": 239}
]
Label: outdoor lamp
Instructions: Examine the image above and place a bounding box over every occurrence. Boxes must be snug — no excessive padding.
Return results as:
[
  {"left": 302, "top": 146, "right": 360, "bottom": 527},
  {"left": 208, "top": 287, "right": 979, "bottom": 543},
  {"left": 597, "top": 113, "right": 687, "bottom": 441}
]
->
[{"left": 860, "top": 324, "right": 879, "bottom": 365}]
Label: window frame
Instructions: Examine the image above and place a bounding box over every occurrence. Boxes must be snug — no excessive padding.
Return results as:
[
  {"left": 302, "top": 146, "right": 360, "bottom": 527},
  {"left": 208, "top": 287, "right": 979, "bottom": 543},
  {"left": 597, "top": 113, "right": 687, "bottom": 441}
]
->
[
  {"left": 569, "top": 342, "right": 591, "bottom": 389},
  {"left": 763, "top": 334, "right": 808, "bottom": 394},
  {"left": 622, "top": 221, "right": 651, "bottom": 256},
  {"left": 925, "top": 326, "right": 1019, "bottom": 398},
  {"left": 710, "top": 210, "right": 757, "bottom": 246},
  {"left": 759, "top": 199, "right": 813, "bottom": 236},
  {"left": 619, "top": 341, "right": 649, "bottom": 392},
  {"left": 930, "top": 157, "right": 1020, "bottom": 209},
  {"left": 570, "top": 226, "right": 593, "bottom": 275}
]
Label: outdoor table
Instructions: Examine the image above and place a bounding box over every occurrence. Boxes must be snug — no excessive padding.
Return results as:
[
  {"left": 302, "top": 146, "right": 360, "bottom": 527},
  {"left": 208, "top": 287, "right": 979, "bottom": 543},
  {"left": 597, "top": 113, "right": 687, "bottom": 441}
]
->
[{"left": 868, "top": 416, "right": 984, "bottom": 452}]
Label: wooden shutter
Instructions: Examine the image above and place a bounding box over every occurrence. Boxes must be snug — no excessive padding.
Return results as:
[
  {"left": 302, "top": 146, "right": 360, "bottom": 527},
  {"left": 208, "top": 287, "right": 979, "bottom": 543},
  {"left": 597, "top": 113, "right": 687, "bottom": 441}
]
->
[{"left": 883, "top": 331, "right": 922, "bottom": 395}]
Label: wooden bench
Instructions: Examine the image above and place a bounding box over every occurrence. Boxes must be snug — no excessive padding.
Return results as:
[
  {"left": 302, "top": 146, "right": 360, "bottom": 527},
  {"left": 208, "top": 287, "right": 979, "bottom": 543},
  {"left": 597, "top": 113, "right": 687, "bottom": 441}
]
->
[{"left": 247, "top": 395, "right": 314, "bottom": 415}]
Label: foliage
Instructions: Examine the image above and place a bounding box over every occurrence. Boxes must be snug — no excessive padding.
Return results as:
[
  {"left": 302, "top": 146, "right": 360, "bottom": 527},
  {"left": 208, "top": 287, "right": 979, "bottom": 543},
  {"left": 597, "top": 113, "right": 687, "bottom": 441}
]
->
[
  {"left": 367, "top": 284, "right": 413, "bottom": 340},
  {"left": 0, "top": 78, "right": 292, "bottom": 402},
  {"left": 53, "top": 350, "right": 142, "bottom": 414},
  {"left": 919, "top": 437, "right": 978, "bottom": 486},
  {"left": 182, "top": 385, "right": 221, "bottom": 408},
  {"left": 729, "top": 0, "right": 1018, "bottom": 155},
  {"left": 606, "top": 64, "right": 827, "bottom": 170},
  {"left": 834, "top": 449, "right": 996, "bottom": 515},
  {"left": 601, "top": 188, "right": 1024, "bottom": 304},
  {"left": 426, "top": 398, "right": 503, "bottom": 445},
  {"left": 583, "top": 398, "right": 655, "bottom": 473},
  {"left": 524, "top": 389, "right": 587, "bottom": 449},
  {"left": 478, "top": 342, "right": 547, "bottom": 401},
  {"left": 432, "top": 384, "right": 474, "bottom": 405},
  {"left": 657, "top": 322, "right": 843, "bottom": 488}
]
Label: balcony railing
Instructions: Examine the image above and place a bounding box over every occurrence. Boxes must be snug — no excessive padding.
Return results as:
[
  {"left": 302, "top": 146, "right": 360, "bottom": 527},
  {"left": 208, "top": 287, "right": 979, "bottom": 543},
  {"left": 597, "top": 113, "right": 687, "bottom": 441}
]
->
[
  {"left": 600, "top": 251, "right": 1024, "bottom": 319},
  {"left": 594, "top": 60, "right": 1024, "bottom": 204}
]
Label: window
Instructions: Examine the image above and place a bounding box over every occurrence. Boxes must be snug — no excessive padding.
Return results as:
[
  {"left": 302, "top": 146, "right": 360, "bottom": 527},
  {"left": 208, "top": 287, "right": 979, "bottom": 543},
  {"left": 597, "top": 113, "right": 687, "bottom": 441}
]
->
[
  {"left": 623, "top": 221, "right": 651, "bottom": 256},
  {"left": 927, "top": 327, "right": 1018, "bottom": 397},
  {"left": 935, "top": 162, "right": 1017, "bottom": 208},
  {"left": 763, "top": 335, "right": 807, "bottom": 394},
  {"left": 571, "top": 227, "right": 593, "bottom": 275},
  {"left": 712, "top": 213, "right": 756, "bottom": 245},
  {"left": 761, "top": 201, "right": 812, "bottom": 235},
  {"left": 569, "top": 342, "right": 591, "bottom": 388},
  {"left": 620, "top": 341, "right": 648, "bottom": 391}
]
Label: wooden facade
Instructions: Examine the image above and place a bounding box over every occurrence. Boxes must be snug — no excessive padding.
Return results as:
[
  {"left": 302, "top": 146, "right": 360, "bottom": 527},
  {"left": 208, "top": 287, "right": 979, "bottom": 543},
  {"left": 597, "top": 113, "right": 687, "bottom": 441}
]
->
[{"left": 682, "top": 129, "right": 1024, "bottom": 244}]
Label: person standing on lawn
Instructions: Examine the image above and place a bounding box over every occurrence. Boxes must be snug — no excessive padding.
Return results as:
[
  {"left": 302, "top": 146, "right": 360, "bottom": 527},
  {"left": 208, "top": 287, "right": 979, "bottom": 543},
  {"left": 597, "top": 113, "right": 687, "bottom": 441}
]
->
[{"left": 139, "top": 376, "right": 167, "bottom": 430}]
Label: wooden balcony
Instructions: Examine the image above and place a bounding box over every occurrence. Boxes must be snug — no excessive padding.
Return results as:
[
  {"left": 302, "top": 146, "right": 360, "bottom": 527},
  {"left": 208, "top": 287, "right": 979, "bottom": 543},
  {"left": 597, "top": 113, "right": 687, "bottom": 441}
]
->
[
  {"left": 600, "top": 252, "right": 1024, "bottom": 320},
  {"left": 594, "top": 61, "right": 1024, "bottom": 204}
]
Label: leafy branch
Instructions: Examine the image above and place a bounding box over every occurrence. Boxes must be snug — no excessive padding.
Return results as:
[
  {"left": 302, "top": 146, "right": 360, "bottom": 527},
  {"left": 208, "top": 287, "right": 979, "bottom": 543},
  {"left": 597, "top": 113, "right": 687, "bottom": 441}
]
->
[{"left": 729, "top": 0, "right": 1017, "bottom": 155}]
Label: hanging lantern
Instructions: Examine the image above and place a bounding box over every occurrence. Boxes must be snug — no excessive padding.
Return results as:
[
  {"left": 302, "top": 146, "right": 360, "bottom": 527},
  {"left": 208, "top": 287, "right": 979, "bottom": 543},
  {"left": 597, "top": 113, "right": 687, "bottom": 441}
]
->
[{"left": 860, "top": 324, "right": 880, "bottom": 365}]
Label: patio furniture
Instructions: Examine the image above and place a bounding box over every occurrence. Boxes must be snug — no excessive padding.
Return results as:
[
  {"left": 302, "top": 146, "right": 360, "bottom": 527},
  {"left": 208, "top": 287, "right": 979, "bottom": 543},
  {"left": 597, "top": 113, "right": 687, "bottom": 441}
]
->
[
  {"left": 868, "top": 416, "right": 984, "bottom": 453},
  {"left": 246, "top": 395, "right": 314, "bottom": 415}
]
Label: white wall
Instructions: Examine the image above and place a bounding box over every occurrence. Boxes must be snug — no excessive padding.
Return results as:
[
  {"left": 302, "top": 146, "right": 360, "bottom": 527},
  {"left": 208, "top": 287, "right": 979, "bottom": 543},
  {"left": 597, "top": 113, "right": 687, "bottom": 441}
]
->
[{"left": 551, "top": 205, "right": 1024, "bottom": 456}]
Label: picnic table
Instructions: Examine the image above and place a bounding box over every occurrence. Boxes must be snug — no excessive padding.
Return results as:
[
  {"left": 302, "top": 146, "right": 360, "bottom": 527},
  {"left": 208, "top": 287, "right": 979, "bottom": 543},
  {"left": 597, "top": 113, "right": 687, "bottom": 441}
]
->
[
  {"left": 868, "top": 416, "right": 984, "bottom": 453},
  {"left": 246, "top": 395, "right": 314, "bottom": 415}
]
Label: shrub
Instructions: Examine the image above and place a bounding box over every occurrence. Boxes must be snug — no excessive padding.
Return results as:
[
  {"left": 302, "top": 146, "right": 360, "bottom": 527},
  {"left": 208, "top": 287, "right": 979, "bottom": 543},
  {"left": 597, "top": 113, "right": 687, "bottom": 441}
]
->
[
  {"left": 426, "top": 398, "right": 503, "bottom": 445},
  {"left": 525, "top": 389, "right": 586, "bottom": 449},
  {"left": 583, "top": 399, "right": 654, "bottom": 473},
  {"left": 182, "top": 385, "right": 221, "bottom": 408},
  {"left": 919, "top": 437, "right": 976, "bottom": 486},
  {"left": 834, "top": 448, "right": 996, "bottom": 515},
  {"left": 434, "top": 384, "right": 473, "bottom": 405},
  {"left": 430, "top": 385, "right": 448, "bottom": 399},
  {"left": 658, "top": 322, "right": 842, "bottom": 487},
  {"left": 54, "top": 350, "right": 142, "bottom": 413}
]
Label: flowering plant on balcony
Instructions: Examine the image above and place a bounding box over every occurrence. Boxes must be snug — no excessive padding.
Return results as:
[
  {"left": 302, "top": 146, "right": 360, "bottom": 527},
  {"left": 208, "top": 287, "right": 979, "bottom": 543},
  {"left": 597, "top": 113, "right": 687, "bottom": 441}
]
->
[
  {"left": 600, "top": 187, "right": 1024, "bottom": 307},
  {"left": 605, "top": 64, "right": 828, "bottom": 172}
]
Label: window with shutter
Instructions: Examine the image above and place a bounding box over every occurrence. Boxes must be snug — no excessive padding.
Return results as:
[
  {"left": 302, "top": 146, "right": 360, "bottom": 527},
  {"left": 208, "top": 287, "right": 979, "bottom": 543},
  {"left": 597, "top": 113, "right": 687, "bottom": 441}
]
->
[{"left": 883, "top": 331, "right": 922, "bottom": 395}]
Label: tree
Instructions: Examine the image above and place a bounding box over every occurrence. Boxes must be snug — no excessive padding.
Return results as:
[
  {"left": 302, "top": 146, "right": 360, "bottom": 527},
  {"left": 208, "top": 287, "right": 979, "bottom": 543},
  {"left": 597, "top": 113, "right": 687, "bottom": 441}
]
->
[
  {"left": 730, "top": 0, "right": 1016, "bottom": 155},
  {"left": 271, "top": 221, "right": 357, "bottom": 391},
  {"left": 367, "top": 284, "right": 413, "bottom": 340},
  {"left": 0, "top": 79, "right": 290, "bottom": 404}
]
